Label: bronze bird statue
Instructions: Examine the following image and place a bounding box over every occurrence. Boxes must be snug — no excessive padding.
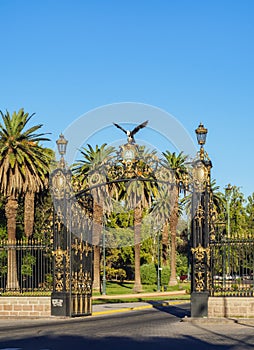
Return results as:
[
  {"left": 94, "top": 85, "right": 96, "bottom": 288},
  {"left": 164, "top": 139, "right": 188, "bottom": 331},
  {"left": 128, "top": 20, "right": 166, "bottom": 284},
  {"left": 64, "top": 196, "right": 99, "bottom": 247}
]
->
[{"left": 113, "top": 120, "right": 148, "bottom": 143}]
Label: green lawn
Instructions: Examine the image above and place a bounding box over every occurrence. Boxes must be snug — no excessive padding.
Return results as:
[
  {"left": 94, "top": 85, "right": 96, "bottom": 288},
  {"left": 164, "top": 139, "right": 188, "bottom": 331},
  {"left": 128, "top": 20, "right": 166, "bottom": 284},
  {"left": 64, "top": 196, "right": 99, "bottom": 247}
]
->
[{"left": 92, "top": 280, "right": 190, "bottom": 304}]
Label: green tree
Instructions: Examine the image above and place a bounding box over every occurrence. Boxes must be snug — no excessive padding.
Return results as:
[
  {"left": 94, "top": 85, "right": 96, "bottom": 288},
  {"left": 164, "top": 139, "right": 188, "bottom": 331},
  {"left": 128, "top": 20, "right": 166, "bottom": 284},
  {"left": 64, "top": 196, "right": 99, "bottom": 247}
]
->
[
  {"left": 246, "top": 193, "right": 254, "bottom": 236},
  {"left": 161, "top": 151, "right": 188, "bottom": 286},
  {"left": 226, "top": 186, "right": 247, "bottom": 238},
  {"left": 0, "top": 108, "right": 51, "bottom": 289}
]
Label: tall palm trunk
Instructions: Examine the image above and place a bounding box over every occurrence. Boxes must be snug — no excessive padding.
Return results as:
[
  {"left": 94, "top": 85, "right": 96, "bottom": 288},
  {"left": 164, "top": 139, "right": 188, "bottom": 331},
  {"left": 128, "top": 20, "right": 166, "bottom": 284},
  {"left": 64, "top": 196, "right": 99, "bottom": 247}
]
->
[
  {"left": 162, "top": 221, "right": 169, "bottom": 266},
  {"left": 5, "top": 195, "right": 19, "bottom": 290},
  {"left": 92, "top": 201, "right": 102, "bottom": 292},
  {"left": 133, "top": 205, "right": 143, "bottom": 292},
  {"left": 24, "top": 191, "right": 35, "bottom": 237},
  {"left": 169, "top": 187, "right": 179, "bottom": 286}
]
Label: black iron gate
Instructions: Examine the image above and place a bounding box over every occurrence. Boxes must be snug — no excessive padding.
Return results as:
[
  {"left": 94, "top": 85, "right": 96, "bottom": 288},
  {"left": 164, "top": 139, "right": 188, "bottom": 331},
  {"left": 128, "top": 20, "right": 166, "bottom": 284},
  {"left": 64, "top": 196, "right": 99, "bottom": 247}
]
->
[{"left": 210, "top": 226, "right": 254, "bottom": 297}]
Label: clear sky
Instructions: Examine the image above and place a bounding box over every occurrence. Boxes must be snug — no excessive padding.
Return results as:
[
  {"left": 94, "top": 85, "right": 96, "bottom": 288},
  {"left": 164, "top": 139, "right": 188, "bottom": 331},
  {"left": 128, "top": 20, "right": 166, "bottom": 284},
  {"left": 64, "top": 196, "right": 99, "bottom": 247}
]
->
[{"left": 1, "top": 0, "right": 253, "bottom": 197}]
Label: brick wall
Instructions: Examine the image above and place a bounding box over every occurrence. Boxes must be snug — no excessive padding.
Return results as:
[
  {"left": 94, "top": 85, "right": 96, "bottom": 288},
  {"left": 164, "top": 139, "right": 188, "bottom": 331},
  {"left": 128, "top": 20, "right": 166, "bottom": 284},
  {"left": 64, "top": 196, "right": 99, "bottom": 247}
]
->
[
  {"left": 0, "top": 297, "right": 51, "bottom": 317},
  {"left": 208, "top": 297, "right": 254, "bottom": 318}
]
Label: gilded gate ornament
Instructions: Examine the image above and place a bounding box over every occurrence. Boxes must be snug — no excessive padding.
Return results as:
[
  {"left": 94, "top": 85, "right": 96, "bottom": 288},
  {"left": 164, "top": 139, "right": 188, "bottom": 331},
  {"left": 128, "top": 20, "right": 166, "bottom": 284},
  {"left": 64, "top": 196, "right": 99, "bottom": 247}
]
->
[
  {"left": 191, "top": 244, "right": 209, "bottom": 261},
  {"left": 72, "top": 239, "right": 92, "bottom": 259},
  {"left": 192, "top": 160, "right": 209, "bottom": 192},
  {"left": 195, "top": 204, "right": 205, "bottom": 227},
  {"left": 191, "top": 244, "right": 210, "bottom": 292},
  {"left": 52, "top": 247, "right": 70, "bottom": 292}
]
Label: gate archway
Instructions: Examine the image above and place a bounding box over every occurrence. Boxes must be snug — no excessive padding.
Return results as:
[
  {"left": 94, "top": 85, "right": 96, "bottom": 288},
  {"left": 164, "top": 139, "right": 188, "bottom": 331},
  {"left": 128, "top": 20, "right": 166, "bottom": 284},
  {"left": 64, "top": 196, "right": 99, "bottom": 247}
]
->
[{"left": 50, "top": 123, "right": 215, "bottom": 317}]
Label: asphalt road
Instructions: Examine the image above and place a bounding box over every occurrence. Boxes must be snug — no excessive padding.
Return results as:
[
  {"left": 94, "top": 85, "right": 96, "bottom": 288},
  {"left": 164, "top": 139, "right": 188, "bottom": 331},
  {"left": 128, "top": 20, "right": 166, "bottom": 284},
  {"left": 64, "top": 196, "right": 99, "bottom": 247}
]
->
[{"left": 0, "top": 303, "right": 254, "bottom": 350}]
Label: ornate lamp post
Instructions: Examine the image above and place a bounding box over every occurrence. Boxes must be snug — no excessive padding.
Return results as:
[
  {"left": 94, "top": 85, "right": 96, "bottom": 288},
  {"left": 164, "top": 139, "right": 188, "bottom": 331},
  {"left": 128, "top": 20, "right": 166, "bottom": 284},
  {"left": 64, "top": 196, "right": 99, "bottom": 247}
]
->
[
  {"left": 56, "top": 133, "right": 68, "bottom": 168},
  {"left": 157, "top": 229, "right": 161, "bottom": 292},
  {"left": 51, "top": 134, "right": 72, "bottom": 316},
  {"left": 102, "top": 217, "right": 106, "bottom": 295},
  {"left": 225, "top": 184, "right": 233, "bottom": 238},
  {"left": 190, "top": 122, "right": 212, "bottom": 317}
]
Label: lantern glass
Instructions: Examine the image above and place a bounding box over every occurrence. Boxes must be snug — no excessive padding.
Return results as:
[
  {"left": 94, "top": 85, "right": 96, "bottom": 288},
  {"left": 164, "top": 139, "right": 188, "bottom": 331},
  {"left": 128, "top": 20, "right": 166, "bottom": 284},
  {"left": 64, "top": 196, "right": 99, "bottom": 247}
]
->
[
  {"left": 56, "top": 134, "right": 68, "bottom": 156},
  {"left": 195, "top": 123, "right": 208, "bottom": 146}
]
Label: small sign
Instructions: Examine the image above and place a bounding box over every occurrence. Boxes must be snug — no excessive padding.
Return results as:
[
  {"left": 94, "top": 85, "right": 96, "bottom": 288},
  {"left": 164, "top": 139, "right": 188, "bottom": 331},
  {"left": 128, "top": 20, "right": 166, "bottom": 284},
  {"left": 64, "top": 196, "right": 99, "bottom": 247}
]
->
[{"left": 52, "top": 298, "right": 64, "bottom": 307}]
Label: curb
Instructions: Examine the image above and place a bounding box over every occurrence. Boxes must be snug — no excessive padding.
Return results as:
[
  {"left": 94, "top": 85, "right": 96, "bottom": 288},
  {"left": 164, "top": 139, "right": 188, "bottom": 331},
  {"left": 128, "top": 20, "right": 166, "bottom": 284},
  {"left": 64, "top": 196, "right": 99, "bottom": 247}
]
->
[
  {"left": 92, "top": 304, "right": 153, "bottom": 316},
  {"left": 181, "top": 316, "right": 254, "bottom": 325},
  {"left": 92, "top": 290, "right": 186, "bottom": 300}
]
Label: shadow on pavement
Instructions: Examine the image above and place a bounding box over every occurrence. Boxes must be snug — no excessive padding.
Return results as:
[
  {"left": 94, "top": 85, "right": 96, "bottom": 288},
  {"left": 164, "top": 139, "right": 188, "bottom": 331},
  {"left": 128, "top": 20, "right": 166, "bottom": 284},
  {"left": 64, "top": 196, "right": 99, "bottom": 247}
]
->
[
  {"left": 148, "top": 301, "right": 191, "bottom": 318},
  {"left": 0, "top": 334, "right": 232, "bottom": 350}
]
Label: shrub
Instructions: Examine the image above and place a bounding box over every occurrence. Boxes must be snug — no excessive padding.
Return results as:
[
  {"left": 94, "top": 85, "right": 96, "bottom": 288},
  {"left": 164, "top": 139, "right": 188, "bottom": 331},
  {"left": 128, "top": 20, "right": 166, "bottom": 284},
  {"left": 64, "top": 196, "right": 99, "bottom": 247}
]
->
[
  {"left": 105, "top": 267, "right": 127, "bottom": 281},
  {"left": 140, "top": 264, "right": 156, "bottom": 284},
  {"left": 161, "top": 266, "right": 170, "bottom": 286}
]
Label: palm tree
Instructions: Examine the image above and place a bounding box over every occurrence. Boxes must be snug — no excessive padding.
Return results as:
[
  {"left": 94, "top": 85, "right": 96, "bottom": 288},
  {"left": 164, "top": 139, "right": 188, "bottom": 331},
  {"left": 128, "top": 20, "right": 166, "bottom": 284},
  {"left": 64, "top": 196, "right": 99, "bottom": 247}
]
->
[
  {"left": 150, "top": 185, "right": 171, "bottom": 266},
  {"left": 162, "top": 151, "right": 188, "bottom": 286},
  {"left": 0, "top": 109, "right": 51, "bottom": 289},
  {"left": 211, "top": 180, "right": 226, "bottom": 216},
  {"left": 72, "top": 143, "right": 115, "bottom": 292},
  {"left": 24, "top": 147, "right": 54, "bottom": 237},
  {"left": 124, "top": 146, "right": 158, "bottom": 292}
]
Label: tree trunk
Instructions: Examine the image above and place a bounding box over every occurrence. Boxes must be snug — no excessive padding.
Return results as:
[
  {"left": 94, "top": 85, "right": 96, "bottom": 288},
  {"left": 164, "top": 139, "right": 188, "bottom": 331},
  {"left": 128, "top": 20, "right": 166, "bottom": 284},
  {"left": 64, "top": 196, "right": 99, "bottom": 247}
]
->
[
  {"left": 24, "top": 191, "right": 35, "bottom": 237},
  {"left": 92, "top": 201, "right": 102, "bottom": 292},
  {"left": 5, "top": 195, "right": 20, "bottom": 290},
  {"left": 169, "top": 231, "right": 177, "bottom": 286},
  {"left": 133, "top": 205, "right": 143, "bottom": 292},
  {"left": 169, "top": 187, "right": 179, "bottom": 286},
  {"left": 162, "top": 221, "right": 169, "bottom": 266}
]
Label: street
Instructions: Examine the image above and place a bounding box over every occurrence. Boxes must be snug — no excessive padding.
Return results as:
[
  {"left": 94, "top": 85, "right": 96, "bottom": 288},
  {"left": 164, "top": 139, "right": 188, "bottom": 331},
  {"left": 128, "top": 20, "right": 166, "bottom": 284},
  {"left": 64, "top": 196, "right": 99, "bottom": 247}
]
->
[{"left": 0, "top": 303, "right": 254, "bottom": 350}]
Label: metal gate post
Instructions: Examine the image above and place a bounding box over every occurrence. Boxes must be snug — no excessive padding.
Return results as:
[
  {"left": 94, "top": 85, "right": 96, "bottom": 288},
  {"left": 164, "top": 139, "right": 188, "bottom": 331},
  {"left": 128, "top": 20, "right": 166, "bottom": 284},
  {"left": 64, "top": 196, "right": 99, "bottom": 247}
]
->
[
  {"left": 50, "top": 134, "right": 72, "bottom": 316},
  {"left": 190, "top": 124, "right": 212, "bottom": 317}
]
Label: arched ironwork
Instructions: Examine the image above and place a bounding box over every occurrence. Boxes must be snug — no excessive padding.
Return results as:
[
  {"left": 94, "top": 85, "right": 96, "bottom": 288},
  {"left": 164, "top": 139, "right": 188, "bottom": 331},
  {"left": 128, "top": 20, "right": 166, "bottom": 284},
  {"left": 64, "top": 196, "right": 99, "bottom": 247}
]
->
[{"left": 50, "top": 125, "right": 215, "bottom": 318}]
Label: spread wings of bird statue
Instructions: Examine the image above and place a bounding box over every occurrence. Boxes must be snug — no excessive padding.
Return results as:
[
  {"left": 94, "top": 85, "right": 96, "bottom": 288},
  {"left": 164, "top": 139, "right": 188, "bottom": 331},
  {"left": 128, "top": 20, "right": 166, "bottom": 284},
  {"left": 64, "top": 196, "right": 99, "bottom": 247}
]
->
[{"left": 113, "top": 120, "right": 148, "bottom": 144}]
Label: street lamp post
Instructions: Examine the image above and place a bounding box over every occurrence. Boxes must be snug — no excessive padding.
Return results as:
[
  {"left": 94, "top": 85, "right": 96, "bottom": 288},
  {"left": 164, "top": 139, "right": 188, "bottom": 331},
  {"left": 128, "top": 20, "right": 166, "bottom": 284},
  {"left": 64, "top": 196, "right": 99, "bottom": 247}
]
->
[
  {"left": 56, "top": 133, "right": 68, "bottom": 168},
  {"left": 157, "top": 230, "right": 161, "bottom": 292},
  {"left": 102, "top": 218, "right": 106, "bottom": 295},
  {"left": 225, "top": 184, "right": 232, "bottom": 238},
  {"left": 225, "top": 184, "right": 232, "bottom": 278}
]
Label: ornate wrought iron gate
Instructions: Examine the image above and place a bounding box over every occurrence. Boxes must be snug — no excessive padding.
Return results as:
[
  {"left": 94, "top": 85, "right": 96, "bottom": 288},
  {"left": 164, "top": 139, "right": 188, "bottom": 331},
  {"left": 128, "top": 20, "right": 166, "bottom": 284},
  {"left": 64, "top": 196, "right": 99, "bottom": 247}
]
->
[
  {"left": 210, "top": 226, "right": 254, "bottom": 297},
  {"left": 50, "top": 165, "right": 93, "bottom": 317},
  {"left": 49, "top": 122, "right": 217, "bottom": 318}
]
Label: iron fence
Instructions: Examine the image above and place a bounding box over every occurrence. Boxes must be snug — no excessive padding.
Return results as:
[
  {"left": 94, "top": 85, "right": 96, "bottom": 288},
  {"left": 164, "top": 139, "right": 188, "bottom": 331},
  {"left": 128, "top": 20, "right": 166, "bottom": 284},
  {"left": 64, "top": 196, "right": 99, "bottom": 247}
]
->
[
  {"left": 0, "top": 238, "right": 53, "bottom": 293},
  {"left": 210, "top": 229, "right": 254, "bottom": 297}
]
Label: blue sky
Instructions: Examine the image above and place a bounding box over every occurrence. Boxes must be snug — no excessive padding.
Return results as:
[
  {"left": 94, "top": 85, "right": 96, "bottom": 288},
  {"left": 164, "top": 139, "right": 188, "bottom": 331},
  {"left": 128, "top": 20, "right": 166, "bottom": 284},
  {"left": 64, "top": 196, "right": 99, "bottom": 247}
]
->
[{"left": 1, "top": 0, "right": 253, "bottom": 197}]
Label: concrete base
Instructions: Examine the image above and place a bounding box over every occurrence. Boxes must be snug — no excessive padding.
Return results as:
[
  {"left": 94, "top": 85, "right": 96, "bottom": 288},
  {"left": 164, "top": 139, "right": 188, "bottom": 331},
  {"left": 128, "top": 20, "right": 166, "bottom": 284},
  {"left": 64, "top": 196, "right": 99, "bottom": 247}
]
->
[
  {"left": 191, "top": 292, "right": 209, "bottom": 317},
  {"left": 208, "top": 297, "right": 254, "bottom": 318},
  {"left": 51, "top": 292, "right": 71, "bottom": 317}
]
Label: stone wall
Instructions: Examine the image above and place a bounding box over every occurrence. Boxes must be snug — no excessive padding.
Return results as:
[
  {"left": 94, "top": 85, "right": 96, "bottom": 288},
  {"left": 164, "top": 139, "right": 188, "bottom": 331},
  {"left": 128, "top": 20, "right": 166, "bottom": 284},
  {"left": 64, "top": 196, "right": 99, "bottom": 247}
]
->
[
  {"left": 0, "top": 297, "right": 51, "bottom": 317},
  {"left": 208, "top": 297, "right": 254, "bottom": 318}
]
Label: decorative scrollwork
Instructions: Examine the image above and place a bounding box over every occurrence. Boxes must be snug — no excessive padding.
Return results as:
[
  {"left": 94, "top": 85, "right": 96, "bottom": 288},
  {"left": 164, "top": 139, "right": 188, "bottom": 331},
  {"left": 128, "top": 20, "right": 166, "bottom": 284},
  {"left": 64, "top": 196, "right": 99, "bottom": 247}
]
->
[
  {"left": 191, "top": 244, "right": 210, "bottom": 292},
  {"left": 52, "top": 247, "right": 70, "bottom": 292},
  {"left": 195, "top": 204, "right": 205, "bottom": 228},
  {"left": 72, "top": 239, "right": 92, "bottom": 260},
  {"left": 191, "top": 244, "right": 209, "bottom": 261},
  {"left": 72, "top": 265, "right": 92, "bottom": 294}
]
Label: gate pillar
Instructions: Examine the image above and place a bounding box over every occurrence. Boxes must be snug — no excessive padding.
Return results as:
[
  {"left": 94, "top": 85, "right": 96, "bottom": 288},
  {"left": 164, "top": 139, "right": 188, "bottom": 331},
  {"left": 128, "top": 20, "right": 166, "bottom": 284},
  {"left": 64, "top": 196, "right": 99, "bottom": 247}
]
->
[
  {"left": 50, "top": 134, "right": 93, "bottom": 317},
  {"left": 190, "top": 124, "right": 212, "bottom": 317},
  {"left": 50, "top": 159, "right": 72, "bottom": 316}
]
